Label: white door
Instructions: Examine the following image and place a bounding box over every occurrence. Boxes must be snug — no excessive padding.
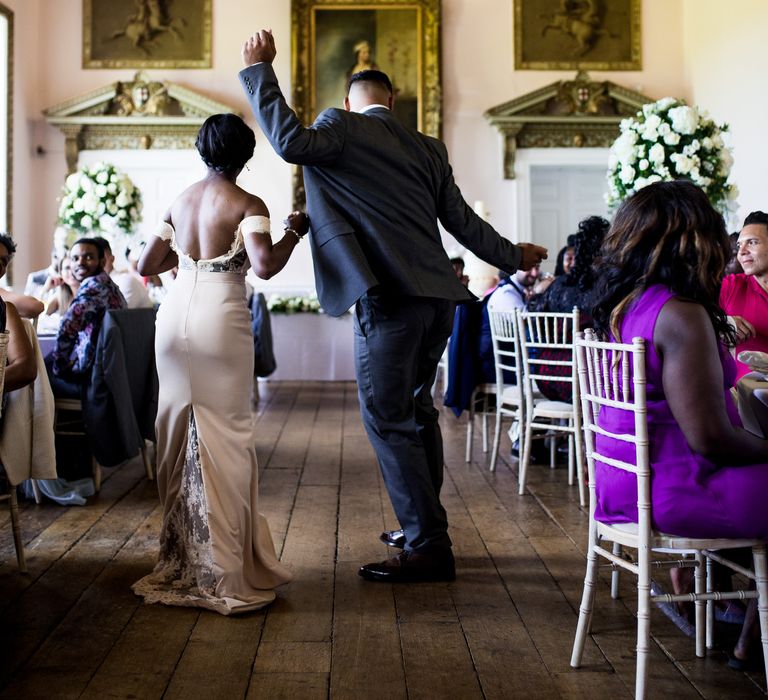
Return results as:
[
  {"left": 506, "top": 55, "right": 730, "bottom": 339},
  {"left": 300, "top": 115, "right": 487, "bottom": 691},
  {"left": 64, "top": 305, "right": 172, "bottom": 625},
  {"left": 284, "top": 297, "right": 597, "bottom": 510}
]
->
[{"left": 529, "top": 165, "right": 609, "bottom": 273}]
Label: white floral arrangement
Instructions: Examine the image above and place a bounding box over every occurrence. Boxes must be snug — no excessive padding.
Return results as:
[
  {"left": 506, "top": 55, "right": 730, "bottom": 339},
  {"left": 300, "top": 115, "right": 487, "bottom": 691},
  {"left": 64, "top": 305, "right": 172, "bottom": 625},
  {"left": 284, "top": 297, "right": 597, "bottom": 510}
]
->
[
  {"left": 606, "top": 97, "right": 737, "bottom": 213},
  {"left": 266, "top": 293, "right": 323, "bottom": 314},
  {"left": 57, "top": 162, "right": 143, "bottom": 237}
]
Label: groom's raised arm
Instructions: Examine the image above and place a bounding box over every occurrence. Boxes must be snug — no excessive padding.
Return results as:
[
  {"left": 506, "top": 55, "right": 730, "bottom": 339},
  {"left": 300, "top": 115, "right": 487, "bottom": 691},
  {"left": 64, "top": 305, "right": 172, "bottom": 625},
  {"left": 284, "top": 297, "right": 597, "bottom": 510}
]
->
[{"left": 239, "top": 31, "right": 344, "bottom": 166}]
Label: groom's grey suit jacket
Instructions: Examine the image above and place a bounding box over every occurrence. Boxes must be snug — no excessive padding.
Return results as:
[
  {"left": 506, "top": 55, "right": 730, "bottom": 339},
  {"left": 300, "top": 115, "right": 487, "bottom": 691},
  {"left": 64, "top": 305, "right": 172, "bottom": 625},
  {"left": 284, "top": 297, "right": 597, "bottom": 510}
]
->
[{"left": 239, "top": 63, "right": 522, "bottom": 317}]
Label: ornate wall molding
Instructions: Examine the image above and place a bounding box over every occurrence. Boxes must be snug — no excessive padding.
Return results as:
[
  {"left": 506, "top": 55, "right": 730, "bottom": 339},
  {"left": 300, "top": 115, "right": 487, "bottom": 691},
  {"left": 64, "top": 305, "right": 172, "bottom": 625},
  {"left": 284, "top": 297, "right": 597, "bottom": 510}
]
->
[
  {"left": 485, "top": 71, "right": 654, "bottom": 179},
  {"left": 44, "top": 72, "right": 239, "bottom": 173}
]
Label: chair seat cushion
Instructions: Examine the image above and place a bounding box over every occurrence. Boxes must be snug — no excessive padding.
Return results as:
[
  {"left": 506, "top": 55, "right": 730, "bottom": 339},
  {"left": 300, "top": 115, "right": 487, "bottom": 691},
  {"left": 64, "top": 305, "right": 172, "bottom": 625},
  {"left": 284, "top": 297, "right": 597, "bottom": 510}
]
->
[
  {"left": 599, "top": 521, "right": 765, "bottom": 551},
  {"left": 532, "top": 399, "right": 573, "bottom": 417}
]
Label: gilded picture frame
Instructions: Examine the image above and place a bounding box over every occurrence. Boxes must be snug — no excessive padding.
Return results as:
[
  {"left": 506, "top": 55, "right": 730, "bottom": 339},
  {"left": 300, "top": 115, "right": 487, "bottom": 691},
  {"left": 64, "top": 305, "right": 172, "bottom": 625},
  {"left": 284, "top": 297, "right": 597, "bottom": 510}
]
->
[
  {"left": 83, "top": 0, "right": 212, "bottom": 69},
  {"left": 514, "top": 0, "right": 641, "bottom": 71},
  {"left": 292, "top": 0, "right": 442, "bottom": 138}
]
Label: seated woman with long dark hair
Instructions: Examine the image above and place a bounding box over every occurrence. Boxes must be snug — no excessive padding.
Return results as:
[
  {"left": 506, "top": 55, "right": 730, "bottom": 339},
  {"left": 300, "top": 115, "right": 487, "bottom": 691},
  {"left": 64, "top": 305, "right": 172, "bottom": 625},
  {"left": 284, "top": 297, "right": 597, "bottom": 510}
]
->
[
  {"left": 527, "top": 215, "right": 609, "bottom": 402},
  {"left": 592, "top": 180, "right": 768, "bottom": 668}
]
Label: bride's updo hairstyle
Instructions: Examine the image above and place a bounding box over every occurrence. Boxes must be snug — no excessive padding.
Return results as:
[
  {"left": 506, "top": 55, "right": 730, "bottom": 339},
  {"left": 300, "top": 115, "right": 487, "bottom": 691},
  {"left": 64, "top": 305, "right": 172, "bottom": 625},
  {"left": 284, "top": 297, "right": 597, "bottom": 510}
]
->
[
  {"left": 591, "top": 179, "right": 735, "bottom": 344},
  {"left": 195, "top": 113, "right": 255, "bottom": 175}
]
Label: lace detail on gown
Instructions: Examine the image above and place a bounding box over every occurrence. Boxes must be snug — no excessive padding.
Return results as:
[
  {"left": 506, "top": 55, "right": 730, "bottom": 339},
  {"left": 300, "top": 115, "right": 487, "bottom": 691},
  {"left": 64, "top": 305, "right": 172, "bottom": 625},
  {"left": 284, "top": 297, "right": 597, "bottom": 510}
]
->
[
  {"left": 166, "top": 216, "right": 270, "bottom": 274},
  {"left": 132, "top": 410, "right": 232, "bottom": 614}
]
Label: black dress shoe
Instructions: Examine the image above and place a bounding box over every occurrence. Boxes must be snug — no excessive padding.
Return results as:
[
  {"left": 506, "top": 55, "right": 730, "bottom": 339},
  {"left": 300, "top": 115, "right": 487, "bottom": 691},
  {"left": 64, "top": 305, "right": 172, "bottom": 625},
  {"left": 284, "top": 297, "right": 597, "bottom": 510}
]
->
[
  {"left": 379, "top": 529, "right": 406, "bottom": 549},
  {"left": 358, "top": 550, "right": 456, "bottom": 583}
]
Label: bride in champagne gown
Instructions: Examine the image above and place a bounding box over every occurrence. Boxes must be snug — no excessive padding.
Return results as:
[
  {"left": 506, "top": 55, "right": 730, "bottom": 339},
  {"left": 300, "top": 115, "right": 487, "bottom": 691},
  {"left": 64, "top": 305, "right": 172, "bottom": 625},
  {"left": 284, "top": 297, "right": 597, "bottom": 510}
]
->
[{"left": 132, "top": 114, "right": 306, "bottom": 615}]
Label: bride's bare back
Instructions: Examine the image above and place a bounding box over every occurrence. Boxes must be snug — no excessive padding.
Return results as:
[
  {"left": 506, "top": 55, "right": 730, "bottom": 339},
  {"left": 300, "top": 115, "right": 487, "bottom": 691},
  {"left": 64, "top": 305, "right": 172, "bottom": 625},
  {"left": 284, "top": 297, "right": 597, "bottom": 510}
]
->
[{"left": 169, "top": 176, "right": 268, "bottom": 261}]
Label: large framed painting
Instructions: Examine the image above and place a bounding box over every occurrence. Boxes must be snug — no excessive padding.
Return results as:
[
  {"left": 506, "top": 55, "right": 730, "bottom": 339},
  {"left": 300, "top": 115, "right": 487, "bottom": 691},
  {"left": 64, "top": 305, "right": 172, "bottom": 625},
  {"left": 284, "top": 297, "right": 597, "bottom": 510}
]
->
[
  {"left": 83, "top": 0, "right": 212, "bottom": 69},
  {"left": 292, "top": 0, "right": 441, "bottom": 138},
  {"left": 514, "top": 0, "right": 641, "bottom": 71}
]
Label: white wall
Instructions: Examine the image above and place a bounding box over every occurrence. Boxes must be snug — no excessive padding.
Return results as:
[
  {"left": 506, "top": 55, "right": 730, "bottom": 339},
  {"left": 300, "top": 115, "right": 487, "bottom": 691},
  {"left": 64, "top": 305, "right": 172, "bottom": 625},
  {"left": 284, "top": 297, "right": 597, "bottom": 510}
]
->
[
  {"left": 683, "top": 0, "right": 768, "bottom": 228},
  {"left": 10, "top": 0, "right": 692, "bottom": 289}
]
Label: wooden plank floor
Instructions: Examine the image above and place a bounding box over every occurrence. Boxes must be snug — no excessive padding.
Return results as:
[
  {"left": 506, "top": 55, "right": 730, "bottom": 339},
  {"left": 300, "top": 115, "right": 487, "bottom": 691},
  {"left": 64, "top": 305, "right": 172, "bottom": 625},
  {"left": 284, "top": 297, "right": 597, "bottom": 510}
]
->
[{"left": 1, "top": 381, "right": 764, "bottom": 699}]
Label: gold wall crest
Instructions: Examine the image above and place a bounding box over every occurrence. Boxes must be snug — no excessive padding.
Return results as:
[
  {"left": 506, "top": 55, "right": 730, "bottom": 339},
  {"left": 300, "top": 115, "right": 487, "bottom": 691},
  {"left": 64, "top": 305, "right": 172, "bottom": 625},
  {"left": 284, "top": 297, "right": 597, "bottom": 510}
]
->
[{"left": 44, "top": 73, "right": 239, "bottom": 173}]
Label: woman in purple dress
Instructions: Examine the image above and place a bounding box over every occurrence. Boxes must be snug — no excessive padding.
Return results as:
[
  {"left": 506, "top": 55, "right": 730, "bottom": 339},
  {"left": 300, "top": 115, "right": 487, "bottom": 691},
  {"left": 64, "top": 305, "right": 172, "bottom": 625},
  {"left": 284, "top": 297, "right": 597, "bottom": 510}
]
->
[{"left": 591, "top": 179, "right": 768, "bottom": 667}]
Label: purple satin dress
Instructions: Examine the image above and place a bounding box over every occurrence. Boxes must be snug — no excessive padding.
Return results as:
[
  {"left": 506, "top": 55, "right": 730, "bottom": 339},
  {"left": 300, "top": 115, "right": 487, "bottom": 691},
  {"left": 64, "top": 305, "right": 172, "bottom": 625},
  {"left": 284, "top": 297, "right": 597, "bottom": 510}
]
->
[{"left": 595, "top": 284, "right": 768, "bottom": 539}]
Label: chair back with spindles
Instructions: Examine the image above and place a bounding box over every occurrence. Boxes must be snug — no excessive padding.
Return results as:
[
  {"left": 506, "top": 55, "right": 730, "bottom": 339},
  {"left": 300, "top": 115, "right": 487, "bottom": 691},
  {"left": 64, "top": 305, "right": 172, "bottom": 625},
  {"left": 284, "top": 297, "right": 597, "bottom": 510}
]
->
[
  {"left": 517, "top": 307, "right": 580, "bottom": 407},
  {"left": 575, "top": 329, "right": 649, "bottom": 537},
  {"left": 488, "top": 308, "right": 522, "bottom": 393}
]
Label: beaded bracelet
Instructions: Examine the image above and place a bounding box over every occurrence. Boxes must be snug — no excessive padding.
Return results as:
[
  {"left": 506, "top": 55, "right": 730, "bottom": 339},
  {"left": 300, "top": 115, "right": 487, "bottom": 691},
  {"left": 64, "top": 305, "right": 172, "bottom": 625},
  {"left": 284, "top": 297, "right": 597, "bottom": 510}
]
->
[{"left": 285, "top": 227, "right": 303, "bottom": 242}]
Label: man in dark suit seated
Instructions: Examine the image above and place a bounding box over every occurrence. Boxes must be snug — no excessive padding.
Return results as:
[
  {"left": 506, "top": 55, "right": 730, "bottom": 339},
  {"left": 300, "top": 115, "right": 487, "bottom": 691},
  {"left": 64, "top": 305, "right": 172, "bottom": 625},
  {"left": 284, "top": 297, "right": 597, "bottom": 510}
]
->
[
  {"left": 45, "top": 238, "right": 127, "bottom": 398},
  {"left": 240, "top": 30, "right": 547, "bottom": 582}
]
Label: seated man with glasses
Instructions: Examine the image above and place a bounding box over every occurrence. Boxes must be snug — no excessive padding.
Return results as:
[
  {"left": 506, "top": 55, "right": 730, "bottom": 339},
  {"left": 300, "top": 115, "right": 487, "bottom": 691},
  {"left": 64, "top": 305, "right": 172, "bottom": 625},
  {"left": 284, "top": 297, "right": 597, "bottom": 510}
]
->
[{"left": 45, "top": 237, "right": 126, "bottom": 397}]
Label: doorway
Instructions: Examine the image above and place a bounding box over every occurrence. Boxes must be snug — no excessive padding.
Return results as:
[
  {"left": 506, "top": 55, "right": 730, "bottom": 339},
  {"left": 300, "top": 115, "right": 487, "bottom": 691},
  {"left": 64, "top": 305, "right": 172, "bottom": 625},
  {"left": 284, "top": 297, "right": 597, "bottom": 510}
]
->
[{"left": 529, "top": 165, "right": 608, "bottom": 273}]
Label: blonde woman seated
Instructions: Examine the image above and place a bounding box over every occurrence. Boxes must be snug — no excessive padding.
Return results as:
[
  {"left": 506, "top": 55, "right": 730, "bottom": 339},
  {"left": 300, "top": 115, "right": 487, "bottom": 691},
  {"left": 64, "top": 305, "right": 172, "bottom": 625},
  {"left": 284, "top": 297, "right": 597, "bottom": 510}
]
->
[{"left": 133, "top": 113, "right": 308, "bottom": 615}]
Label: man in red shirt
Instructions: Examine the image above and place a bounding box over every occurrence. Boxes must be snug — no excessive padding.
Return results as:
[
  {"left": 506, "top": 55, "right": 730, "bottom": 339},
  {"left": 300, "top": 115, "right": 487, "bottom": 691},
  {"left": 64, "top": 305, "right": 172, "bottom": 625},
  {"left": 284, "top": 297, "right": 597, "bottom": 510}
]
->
[{"left": 720, "top": 211, "right": 768, "bottom": 380}]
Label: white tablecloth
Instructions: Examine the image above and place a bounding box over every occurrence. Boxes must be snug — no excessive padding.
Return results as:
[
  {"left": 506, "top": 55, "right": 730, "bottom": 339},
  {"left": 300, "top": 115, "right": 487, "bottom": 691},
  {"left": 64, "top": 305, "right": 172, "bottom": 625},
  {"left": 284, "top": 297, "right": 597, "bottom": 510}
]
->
[{"left": 266, "top": 313, "right": 355, "bottom": 381}]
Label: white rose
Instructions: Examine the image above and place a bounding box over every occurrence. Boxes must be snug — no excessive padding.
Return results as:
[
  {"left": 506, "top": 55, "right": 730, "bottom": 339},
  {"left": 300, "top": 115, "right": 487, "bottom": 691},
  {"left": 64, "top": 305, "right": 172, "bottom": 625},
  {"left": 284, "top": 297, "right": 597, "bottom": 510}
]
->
[
  {"left": 639, "top": 159, "right": 649, "bottom": 171},
  {"left": 81, "top": 192, "right": 99, "bottom": 213},
  {"left": 655, "top": 97, "right": 677, "bottom": 111},
  {"left": 642, "top": 114, "right": 662, "bottom": 141},
  {"left": 702, "top": 137, "right": 713, "bottom": 150},
  {"left": 671, "top": 153, "right": 693, "bottom": 175},
  {"left": 712, "top": 133, "right": 724, "bottom": 149},
  {"left": 80, "top": 175, "right": 93, "bottom": 192},
  {"left": 658, "top": 122, "right": 671, "bottom": 136},
  {"left": 73, "top": 197, "right": 85, "bottom": 212},
  {"left": 634, "top": 177, "right": 648, "bottom": 190},
  {"left": 117, "top": 209, "right": 127, "bottom": 219},
  {"left": 115, "top": 191, "right": 130, "bottom": 208},
  {"left": 646, "top": 174, "right": 663, "bottom": 185},
  {"left": 668, "top": 105, "right": 698, "bottom": 135},
  {"left": 65, "top": 173, "right": 80, "bottom": 191},
  {"left": 612, "top": 131, "right": 638, "bottom": 164},
  {"left": 728, "top": 184, "right": 740, "bottom": 200},
  {"left": 649, "top": 143, "right": 666, "bottom": 166},
  {"left": 107, "top": 203, "right": 118, "bottom": 215},
  {"left": 619, "top": 164, "right": 636, "bottom": 184},
  {"left": 663, "top": 131, "right": 681, "bottom": 146},
  {"left": 80, "top": 214, "right": 93, "bottom": 230},
  {"left": 107, "top": 183, "right": 117, "bottom": 195},
  {"left": 95, "top": 184, "right": 107, "bottom": 198},
  {"left": 97, "top": 201, "right": 106, "bottom": 215},
  {"left": 96, "top": 170, "right": 109, "bottom": 184},
  {"left": 720, "top": 149, "right": 734, "bottom": 173}
]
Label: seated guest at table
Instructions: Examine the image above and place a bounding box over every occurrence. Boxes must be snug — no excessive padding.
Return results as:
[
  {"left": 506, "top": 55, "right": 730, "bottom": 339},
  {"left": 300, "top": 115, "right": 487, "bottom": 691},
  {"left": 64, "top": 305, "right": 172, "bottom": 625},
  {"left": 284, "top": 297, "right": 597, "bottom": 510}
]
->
[
  {"left": 526, "top": 215, "right": 609, "bottom": 402},
  {"left": 0, "top": 248, "right": 36, "bottom": 393},
  {"left": 554, "top": 237, "right": 576, "bottom": 277},
  {"left": 42, "top": 256, "right": 78, "bottom": 315},
  {"left": 0, "top": 234, "right": 44, "bottom": 321},
  {"left": 725, "top": 231, "right": 744, "bottom": 276},
  {"left": 450, "top": 256, "right": 469, "bottom": 287},
  {"left": 45, "top": 238, "right": 126, "bottom": 397},
  {"left": 592, "top": 180, "right": 768, "bottom": 670},
  {"left": 719, "top": 211, "right": 768, "bottom": 381},
  {"left": 24, "top": 244, "right": 62, "bottom": 299},
  {"left": 92, "top": 237, "right": 153, "bottom": 309},
  {"left": 487, "top": 265, "right": 541, "bottom": 312},
  {"left": 37, "top": 258, "right": 80, "bottom": 335}
]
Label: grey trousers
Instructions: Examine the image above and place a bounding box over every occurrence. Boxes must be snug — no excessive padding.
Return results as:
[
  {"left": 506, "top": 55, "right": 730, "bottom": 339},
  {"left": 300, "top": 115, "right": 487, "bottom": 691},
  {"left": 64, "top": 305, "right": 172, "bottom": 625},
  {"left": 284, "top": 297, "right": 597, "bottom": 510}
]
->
[{"left": 354, "top": 293, "right": 455, "bottom": 554}]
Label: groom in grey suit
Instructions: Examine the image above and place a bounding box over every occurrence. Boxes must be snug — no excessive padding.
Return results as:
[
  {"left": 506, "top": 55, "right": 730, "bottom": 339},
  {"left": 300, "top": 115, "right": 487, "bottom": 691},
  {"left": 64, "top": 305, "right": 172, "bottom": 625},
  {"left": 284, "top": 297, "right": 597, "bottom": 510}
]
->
[{"left": 240, "top": 30, "right": 547, "bottom": 582}]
